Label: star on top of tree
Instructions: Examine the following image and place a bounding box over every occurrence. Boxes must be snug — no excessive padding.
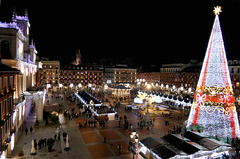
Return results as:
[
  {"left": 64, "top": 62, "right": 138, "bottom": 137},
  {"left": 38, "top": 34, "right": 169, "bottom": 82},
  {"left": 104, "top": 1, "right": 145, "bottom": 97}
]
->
[{"left": 213, "top": 6, "right": 222, "bottom": 15}]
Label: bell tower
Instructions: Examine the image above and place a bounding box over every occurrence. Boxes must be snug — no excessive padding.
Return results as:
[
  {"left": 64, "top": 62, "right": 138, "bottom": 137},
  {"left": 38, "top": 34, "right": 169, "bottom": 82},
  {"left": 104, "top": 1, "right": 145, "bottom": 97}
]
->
[
  {"left": 12, "top": 8, "right": 30, "bottom": 51},
  {"left": 76, "top": 49, "right": 82, "bottom": 65}
]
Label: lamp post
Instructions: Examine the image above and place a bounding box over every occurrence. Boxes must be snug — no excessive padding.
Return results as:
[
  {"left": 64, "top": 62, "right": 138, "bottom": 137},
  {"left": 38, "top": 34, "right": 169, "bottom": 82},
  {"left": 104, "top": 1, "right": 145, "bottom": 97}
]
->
[{"left": 130, "top": 130, "right": 139, "bottom": 159}]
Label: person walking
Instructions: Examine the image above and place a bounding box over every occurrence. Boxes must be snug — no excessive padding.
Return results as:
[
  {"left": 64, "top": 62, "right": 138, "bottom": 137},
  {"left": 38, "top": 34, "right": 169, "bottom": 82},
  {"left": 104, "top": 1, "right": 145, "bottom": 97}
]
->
[
  {"left": 118, "top": 144, "right": 122, "bottom": 155},
  {"left": 34, "top": 139, "right": 37, "bottom": 150},
  {"left": 38, "top": 140, "right": 42, "bottom": 149},
  {"left": 30, "top": 126, "right": 33, "bottom": 134},
  {"left": 25, "top": 128, "right": 28, "bottom": 135}
]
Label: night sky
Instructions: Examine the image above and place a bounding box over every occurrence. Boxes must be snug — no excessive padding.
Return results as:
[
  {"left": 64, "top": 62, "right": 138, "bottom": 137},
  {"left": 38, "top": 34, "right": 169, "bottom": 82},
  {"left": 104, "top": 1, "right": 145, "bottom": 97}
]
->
[{"left": 1, "top": 0, "right": 240, "bottom": 66}]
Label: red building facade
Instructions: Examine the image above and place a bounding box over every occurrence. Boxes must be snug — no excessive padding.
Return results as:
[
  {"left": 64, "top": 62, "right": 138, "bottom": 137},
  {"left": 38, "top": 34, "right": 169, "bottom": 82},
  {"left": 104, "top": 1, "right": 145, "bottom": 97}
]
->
[
  {"left": 60, "top": 65, "right": 103, "bottom": 87},
  {"left": 0, "top": 63, "right": 20, "bottom": 156}
]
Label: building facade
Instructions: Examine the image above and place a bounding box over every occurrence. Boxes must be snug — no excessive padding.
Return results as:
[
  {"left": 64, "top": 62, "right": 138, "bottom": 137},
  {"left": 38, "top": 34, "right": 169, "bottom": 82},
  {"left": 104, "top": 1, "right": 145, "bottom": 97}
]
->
[
  {"left": 0, "top": 10, "right": 45, "bottom": 157},
  {"left": 60, "top": 65, "right": 103, "bottom": 88},
  {"left": 228, "top": 60, "right": 240, "bottom": 97},
  {"left": 104, "top": 64, "right": 137, "bottom": 87},
  {"left": 0, "top": 63, "right": 20, "bottom": 157},
  {"left": 39, "top": 60, "right": 60, "bottom": 91},
  {"left": 159, "top": 60, "right": 201, "bottom": 94},
  {"left": 137, "top": 65, "right": 161, "bottom": 87}
]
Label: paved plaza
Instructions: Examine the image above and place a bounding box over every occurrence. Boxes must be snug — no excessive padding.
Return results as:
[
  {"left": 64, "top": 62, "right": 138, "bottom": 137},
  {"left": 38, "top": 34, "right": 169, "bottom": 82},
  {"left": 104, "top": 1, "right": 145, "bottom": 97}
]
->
[{"left": 9, "top": 92, "right": 189, "bottom": 159}]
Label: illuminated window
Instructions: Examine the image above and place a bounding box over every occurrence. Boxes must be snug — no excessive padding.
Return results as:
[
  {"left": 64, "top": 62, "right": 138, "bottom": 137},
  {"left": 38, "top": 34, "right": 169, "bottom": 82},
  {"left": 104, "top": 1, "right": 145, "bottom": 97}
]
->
[{"left": 237, "top": 82, "right": 239, "bottom": 88}]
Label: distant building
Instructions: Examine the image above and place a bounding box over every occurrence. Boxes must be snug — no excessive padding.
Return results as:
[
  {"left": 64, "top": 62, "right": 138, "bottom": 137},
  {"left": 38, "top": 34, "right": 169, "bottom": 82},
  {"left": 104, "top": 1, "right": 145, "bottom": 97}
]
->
[
  {"left": 39, "top": 60, "right": 60, "bottom": 91},
  {"left": 228, "top": 60, "right": 240, "bottom": 104},
  {"left": 104, "top": 64, "right": 137, "bottom": 87},
  {"left": 137, "top": 65, "right": 160, "bottom": 86},
  {"left": 71, "top": 49, "right": 82, "bottom": 66},
  {"left": 60, "top": 64, "right": 103, "bottom": 88},
  {"left": 159, "top": 60, "right": 201, "bottom": 94}
]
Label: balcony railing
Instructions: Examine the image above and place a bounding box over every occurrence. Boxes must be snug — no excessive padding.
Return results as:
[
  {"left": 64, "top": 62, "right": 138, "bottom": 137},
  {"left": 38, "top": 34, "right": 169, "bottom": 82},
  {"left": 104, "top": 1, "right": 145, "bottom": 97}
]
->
[{"left": 14, "top": 95, "right": 25, "bottom": 106}]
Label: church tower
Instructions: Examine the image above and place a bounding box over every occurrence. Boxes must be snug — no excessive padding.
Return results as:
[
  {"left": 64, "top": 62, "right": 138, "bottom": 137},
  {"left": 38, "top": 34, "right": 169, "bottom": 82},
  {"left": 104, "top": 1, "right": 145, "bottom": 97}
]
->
[
  {"left": 71, "top": 49, "right": 82, "bottom": 66},
  {"left": 12, "top": 8, "right": 30, "bottom": 51},
  {"left": 187, "top": 6, "right": 240, "bottom": 140},
  {"left": 76, "top": 49, "right": 82, "bottom": 65}
]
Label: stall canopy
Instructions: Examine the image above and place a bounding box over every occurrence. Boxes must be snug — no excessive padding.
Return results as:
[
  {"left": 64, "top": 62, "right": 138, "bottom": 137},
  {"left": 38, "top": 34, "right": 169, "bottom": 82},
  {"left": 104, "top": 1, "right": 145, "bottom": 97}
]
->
[{"left": 139, "top": 131, "right": 230, "bottom": 159}]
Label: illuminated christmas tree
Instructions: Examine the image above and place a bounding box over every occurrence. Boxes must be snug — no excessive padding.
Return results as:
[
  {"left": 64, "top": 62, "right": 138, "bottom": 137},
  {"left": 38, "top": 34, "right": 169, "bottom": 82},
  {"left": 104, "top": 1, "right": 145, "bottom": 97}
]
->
[{"left": 187, "top": 6, "right": 240, "bottom": 139}]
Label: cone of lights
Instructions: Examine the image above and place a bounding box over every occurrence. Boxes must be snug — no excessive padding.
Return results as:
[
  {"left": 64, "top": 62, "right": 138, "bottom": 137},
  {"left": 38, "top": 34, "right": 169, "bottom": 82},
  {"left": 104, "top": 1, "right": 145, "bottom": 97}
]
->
[{"left": 187, "top": 6, "right": 240, "bottom": 139}]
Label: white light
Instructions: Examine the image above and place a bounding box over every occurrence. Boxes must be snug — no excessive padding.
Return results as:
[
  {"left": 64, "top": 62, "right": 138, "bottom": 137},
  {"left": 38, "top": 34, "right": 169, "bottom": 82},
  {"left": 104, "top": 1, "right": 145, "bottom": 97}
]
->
[
  {"left": 26, "top": 67, "right": 28, "bottom": 76},
  {"left": 70, "top": 83, "right": 73, "bottom": 87},
  {"left": 13, "top": 111, "right": 16, "bottom": 125},
  {"left": 154, "top": 96, "right": 163, "bottom": 103},
  {"left": 88, "top": 84, "right": 92, "bottom": 87},
  {"left": 0, "top": 151, "right": 5, "bottom": 159},
  {"left": 147, "top": 84, "right": 151, "bottom": 89},
  {"left": 104, "top": 84, "right": 108, "bottom": 90},
  {"left": 181, "top": 86, "right": 184, "bottom": 91},
  {"left": 47, "top": 84, "right": 51, "bottom": 88},
  {"left": 19, "top": 106, "right": 22, "bottom": 121},
  {"left": 188, "top": 87, "right": 192, "bottom": 92},
  {"left": 22, "top": 105, "right": 25, "bottom": 116},
  {"left": 11, "top": 134, "right": 15, "bottom": 150},
  {"left": 134, "top": 97, "right": 143, "bottom": 104},
  {"left": 173, "top": 85, "right": 175, "bottom": 89},
  {"left": 140, "top": 146, "right": 147, "bottom": 155},
  {"left": 59, "top": 84, "right": 63, "bottom": 88},
  {"left": 78, "top": 83, "right": 82, "bottom": 88},
  {"left": 20, "top": 65, "right": 24, "bottom": 74}
]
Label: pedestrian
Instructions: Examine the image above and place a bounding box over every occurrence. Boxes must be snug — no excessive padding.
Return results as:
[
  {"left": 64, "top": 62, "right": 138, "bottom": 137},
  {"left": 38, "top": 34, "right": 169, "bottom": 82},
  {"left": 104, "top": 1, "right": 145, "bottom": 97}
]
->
[
  {"left": 30, "top": 126, "right": 33, "bottom": 134},
  {"left": 34, "top": 139, "right": 37, "bottom": 150},
  {"left": 54, "top": 134, "right": 57, "bottom": 140},
  {"left": 25, "top": 128, "right": 28, "bottom": 135},
  {"left": 58, "top": 132, "right": 60, "bottom": 140},
  {"left": 38, "top": 140, "right": 42, "bottom": 149},
  {"left": 40, "top": 138, "right": 44, "bottom": 148},
  {"left": 128, "top": 142, "right": 132, "bottom": 151},
  {"left": 44, "top": 138, "right": 47, "bottom": 146},
  {"left": 118, "top": 144, "right": 122, "bottom": 155}
]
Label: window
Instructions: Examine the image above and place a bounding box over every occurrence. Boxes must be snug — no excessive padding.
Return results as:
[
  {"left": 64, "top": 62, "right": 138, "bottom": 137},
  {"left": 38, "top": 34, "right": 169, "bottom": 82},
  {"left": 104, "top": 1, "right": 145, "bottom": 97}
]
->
[
  {"left": 0, "top": 78, "right": 2, "bottom": 94},
  {"left": 1, "top": 41, "right": 10, "bottom": 58},
  {"left": 5, "top": 123, "right": 7, "bottom": 140},
  {"left": 4, "top": 77, "right": 7, "bottom": 93},
  {"left": 9, "top": 96, "right": 12, "bottom": 113},
  {"left": 9, "top": 76, "right": 13, "bottom": 90},
  {"left": 4, "top": 100, "right": 7, "bottom": 115},
  {"left": 0, "top": 102, "right": 1, "bottom": 121}
]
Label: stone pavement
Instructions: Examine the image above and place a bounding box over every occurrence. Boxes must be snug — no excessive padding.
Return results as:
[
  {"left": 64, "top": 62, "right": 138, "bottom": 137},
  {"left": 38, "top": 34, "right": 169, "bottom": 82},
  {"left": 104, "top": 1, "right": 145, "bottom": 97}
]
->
[
  {"left": 9, "top": 91, "right": 191, "bottom": 159},
  {"left": 10, "top": 111, "right": 91, "bottom": 159}
]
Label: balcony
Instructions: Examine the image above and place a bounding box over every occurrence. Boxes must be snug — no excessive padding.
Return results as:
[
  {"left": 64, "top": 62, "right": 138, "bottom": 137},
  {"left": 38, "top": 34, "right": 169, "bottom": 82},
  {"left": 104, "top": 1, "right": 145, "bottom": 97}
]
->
[
  {"left": 14, "top": 95, "right": 25, "bottom": 106},
  {"left": 0, "top": 86, "right": 15, "bottom": 97}
]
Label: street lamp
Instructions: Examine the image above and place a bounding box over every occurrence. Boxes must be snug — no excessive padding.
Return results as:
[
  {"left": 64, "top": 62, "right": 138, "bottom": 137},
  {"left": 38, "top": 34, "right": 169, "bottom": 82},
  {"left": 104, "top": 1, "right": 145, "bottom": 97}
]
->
[{"left": 130, "top": 130, "right": 139, "bottom": 159}]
